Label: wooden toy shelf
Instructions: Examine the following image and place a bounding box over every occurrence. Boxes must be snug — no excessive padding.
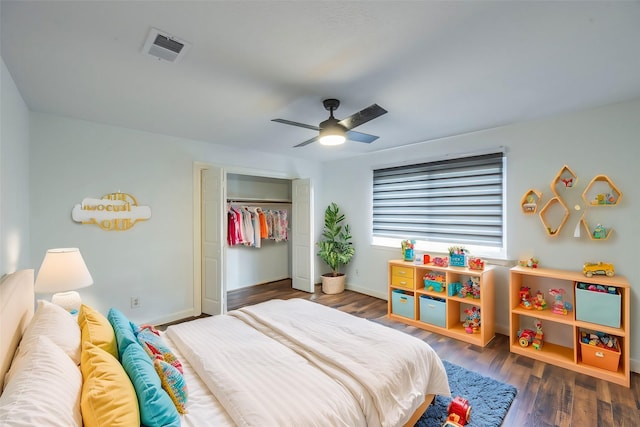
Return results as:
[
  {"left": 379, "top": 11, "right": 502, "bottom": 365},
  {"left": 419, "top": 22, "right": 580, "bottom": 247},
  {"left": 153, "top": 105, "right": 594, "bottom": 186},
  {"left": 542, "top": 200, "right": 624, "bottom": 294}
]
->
[
  {"left": 509, "top": 265, "right": 630, "bottom": 387},
  {"left": 388, "top": 260, "right": 495, "bottom": 347}
]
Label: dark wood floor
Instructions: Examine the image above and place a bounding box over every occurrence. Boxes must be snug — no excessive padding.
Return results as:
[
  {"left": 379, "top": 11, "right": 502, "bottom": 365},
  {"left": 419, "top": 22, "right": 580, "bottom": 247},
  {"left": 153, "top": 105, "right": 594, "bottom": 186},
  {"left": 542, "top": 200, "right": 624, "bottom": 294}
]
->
[{"left": 226, "top": 280, "right": 639, "bottom": 427}]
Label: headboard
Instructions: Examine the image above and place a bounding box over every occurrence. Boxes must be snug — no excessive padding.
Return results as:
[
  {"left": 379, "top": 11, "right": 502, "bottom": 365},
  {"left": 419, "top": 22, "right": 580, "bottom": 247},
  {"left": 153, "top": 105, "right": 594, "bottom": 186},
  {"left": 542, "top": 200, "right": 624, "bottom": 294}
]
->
[{"left": 0, "top": 269, "right": 34, "bottom": 390}]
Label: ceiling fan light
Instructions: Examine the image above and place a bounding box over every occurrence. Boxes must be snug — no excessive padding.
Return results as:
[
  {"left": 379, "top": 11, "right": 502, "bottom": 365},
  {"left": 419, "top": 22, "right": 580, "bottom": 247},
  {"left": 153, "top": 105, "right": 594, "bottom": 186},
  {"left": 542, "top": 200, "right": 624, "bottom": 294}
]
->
[{"left": 319, "top": 123, "right": 346, "bottom": 146}]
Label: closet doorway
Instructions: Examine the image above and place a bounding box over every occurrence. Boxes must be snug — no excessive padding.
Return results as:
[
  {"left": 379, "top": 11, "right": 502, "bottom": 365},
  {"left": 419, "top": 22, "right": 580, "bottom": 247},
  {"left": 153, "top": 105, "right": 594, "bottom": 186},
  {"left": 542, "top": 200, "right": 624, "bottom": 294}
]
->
[{"left": 193, "top": 163, "right": 314, "bottom": 316}]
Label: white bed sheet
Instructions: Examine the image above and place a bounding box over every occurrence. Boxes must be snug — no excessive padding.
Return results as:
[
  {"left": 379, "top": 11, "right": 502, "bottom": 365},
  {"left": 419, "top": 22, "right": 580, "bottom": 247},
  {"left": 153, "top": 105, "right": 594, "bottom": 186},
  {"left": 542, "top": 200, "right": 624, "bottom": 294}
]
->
[
  {"left": 162, "top": 332, "right": 235, "bottom": 427},
  {"left": 166, "top": 299, "right": 450, "bottom": 427}
]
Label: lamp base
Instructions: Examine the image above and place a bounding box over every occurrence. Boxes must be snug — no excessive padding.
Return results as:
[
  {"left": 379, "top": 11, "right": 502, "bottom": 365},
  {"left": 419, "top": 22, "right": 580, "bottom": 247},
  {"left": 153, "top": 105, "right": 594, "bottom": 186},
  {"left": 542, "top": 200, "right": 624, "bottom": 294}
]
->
[{"left": 51, "top": 291, "right": 81, "bottom": 314}]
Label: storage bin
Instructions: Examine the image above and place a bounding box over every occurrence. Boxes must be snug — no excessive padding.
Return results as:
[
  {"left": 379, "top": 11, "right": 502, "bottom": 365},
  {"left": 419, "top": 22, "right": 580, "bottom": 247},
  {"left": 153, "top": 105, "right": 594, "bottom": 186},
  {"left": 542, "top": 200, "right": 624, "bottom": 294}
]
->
[
  {"left": 575, "top": 286, "right": 621, "bottom": 328},
  {"left": 419, "top": 295, "right": 446, "bottom": 327},
  {"left": 580, "top": 341, "right": 621, "bottom": 372},
  {"left": 392, "top": 290, "right": 415, "bottom": 319},
  {"left": 450, "top": 254, "right": 466, "bottom": 267}
]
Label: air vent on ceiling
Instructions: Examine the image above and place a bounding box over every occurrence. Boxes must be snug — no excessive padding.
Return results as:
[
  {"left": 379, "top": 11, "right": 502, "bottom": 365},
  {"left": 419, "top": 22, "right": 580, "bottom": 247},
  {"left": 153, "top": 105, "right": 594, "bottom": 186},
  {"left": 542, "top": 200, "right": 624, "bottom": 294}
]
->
[{"left": 142, "top": 28, "right": 191, "bottom": 63}]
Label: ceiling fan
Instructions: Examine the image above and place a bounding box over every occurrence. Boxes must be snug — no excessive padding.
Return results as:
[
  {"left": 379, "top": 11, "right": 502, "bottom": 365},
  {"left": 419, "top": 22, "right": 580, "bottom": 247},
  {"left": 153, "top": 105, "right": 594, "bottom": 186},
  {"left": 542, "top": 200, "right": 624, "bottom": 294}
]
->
[{"left": 272, "top": 99, "right": 388, "bottom": 148}]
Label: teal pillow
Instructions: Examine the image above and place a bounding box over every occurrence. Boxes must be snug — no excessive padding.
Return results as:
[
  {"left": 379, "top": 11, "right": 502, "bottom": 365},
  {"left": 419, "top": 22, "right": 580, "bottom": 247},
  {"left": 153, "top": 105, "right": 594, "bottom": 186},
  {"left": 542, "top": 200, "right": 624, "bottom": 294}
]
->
[
  {"left": 107, "top": 308, "right": 138, "bottom": 361},
  {"left": 121, "top": 342, "right": 180, "bottom": 427}
]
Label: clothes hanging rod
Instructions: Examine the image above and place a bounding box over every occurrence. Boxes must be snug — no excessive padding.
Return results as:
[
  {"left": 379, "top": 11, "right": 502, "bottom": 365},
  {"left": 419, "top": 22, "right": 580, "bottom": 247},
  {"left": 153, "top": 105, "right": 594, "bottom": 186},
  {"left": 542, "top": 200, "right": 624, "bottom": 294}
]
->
[{"left": 227, "top": 198, "right": 292, "bottom": 204}]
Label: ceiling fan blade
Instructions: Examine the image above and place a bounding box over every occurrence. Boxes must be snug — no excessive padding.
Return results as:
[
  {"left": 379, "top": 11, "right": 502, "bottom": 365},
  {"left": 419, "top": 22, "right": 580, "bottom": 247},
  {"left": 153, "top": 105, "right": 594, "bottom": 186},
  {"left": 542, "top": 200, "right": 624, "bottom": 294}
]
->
[
  {"left": 294, "top": 135, "right": 320, "bottom": 148},
  {"left": 272, "top": 118, "right": 320, "bottom": 131},
  {"left": 338, "top": 104, "right": 387, "bottom": 130},
  {"left": 346, "top": 130, "right": 379, "bottom": 144}
]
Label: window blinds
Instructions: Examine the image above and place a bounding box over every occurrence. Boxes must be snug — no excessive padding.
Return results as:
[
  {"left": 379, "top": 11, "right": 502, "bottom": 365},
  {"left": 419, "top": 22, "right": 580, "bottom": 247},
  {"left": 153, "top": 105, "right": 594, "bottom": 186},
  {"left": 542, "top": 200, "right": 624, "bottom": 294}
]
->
[{"left": 372, "top": 153, "right": 504, "bottom": 247}]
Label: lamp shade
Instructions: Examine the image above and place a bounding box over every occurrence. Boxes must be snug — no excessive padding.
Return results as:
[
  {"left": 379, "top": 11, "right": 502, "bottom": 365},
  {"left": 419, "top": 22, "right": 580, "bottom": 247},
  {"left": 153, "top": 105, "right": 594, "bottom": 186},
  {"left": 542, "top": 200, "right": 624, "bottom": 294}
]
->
[{"left": 34, "top": 248, "right": 93, "bottom": 294}]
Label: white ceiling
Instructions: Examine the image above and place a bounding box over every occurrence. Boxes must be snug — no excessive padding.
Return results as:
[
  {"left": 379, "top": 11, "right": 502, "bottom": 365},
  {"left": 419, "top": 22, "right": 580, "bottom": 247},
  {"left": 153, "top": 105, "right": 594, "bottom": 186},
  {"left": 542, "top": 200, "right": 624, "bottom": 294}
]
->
[{"left": 2, "top": 1, "right": 640, "bottom": 162}]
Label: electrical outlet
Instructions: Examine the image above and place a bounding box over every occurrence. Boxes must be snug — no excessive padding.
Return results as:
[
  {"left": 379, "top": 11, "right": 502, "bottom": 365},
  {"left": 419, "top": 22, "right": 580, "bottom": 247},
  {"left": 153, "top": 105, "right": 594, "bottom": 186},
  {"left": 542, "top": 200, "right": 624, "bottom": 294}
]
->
[{"left": 131, "top": 296, "right": 140, "bottom": 309}]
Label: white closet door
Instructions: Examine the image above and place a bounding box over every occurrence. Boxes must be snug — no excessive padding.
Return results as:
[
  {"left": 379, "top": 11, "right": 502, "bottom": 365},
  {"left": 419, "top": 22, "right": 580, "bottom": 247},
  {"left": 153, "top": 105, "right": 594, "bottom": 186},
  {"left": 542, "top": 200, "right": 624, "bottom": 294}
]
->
[
  {"left": 291, "top": 178, "right": 314, "bottom": 292},
  {"left": 202, "top": 166, "right": 224, "bottom": 315}
]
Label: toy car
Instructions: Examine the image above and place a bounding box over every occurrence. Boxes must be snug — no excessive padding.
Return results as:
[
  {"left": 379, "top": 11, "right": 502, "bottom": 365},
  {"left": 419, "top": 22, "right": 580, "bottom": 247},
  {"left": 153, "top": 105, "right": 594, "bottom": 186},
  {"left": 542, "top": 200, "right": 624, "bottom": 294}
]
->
[
  {"left": 518, "top": 329, "right": 536, "bottom": 347},
  {"left": 582, "top": 262, "right": 615, "bottom": 277},
  {"left": 447, "top": 396, "right": 471, "bottom": 426}
]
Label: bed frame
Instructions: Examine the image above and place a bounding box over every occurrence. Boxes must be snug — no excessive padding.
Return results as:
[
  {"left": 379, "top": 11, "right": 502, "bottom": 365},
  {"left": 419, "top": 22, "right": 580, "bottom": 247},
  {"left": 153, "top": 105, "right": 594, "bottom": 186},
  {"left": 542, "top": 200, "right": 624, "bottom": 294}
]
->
[{"left": 0, "top": 269, "right": 34, "bottom": 390}]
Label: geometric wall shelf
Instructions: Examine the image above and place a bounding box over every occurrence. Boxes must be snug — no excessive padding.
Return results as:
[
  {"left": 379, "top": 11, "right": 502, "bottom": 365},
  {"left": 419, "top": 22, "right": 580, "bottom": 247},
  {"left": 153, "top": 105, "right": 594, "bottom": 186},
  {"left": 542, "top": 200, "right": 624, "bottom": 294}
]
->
[
  {"left": 582, "top": 175, "right": 622, "bottom": 207},
  {"left": 579, "top": 214, "right": 613, "bottom": 241},
  {"left": 539, "top": 196, "right": 569, "bottom": 237},
  {"left": 552, "top": 164, "right": 578, "bottom": 193},
  {"left": 520, "top": 189, "right": 542, "bottom": 214}
]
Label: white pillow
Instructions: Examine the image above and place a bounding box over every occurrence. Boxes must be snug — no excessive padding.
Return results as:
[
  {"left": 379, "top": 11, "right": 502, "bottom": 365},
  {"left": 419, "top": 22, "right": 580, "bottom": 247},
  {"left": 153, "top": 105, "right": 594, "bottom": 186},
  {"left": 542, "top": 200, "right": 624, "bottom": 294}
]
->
[
  {"left": 0, "top": 335, "right": 82, "bottom": 426},
  {"left": 15, "top": 300, "right": 81, "bottom": 366}
]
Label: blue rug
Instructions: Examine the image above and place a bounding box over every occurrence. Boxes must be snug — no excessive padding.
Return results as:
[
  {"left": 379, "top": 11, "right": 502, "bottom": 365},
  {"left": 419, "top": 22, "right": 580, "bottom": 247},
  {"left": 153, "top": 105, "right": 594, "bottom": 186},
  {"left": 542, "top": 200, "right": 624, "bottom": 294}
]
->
[{"left": 415, "top": 360, "right": 517, "bottom": 427}]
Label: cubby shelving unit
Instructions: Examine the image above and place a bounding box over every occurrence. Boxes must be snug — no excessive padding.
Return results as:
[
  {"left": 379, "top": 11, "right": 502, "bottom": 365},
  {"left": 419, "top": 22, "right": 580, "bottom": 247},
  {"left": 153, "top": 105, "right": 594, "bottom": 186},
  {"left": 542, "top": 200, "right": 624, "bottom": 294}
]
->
[
  {"left": 388, "top": 260, "right": 495, "bottom": 347},
  {"left": 509, "top": 265, "right": 630, "bottom": 387}
]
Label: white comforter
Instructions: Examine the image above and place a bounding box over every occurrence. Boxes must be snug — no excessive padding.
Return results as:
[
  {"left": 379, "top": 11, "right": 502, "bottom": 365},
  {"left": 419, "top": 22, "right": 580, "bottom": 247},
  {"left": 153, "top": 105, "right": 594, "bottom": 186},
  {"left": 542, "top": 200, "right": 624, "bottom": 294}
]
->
[{"left": 166, "top": 299, "right": 450, "bottom": 427}]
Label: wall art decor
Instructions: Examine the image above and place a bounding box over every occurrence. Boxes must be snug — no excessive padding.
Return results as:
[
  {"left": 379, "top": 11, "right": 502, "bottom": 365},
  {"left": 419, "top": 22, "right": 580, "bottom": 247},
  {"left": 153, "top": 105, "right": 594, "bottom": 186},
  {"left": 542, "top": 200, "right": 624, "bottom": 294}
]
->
[{"left": 71, "top": 192, "right": 151, "bottom": 231}]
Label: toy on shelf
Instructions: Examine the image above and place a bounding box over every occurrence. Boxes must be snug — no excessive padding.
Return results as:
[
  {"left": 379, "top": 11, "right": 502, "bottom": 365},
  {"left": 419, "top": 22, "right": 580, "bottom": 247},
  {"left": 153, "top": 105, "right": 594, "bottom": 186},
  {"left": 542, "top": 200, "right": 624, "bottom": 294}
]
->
[
  {"left": 592, "top": 224, "right": 608, "bottom": 239},
  {"left": 580, "top": 331, "right": 619, "bottom": 351},
  {"left": 446, "top": 396, "right": 471, "bottom": 426},
  {"left": 401, "top": 240, "right": 415, "bottom": 261},
  {"left": 448, "top": 246, "right": 468, "bottom": 267},
  {"left": 532, "top": 291, "right": 547, "bottom": 310},
  {"left": 519, "top": 286, "right": 533, "bottom": 309},
  {"left": 532, "top": 319, "right": 544, "bottom": 350},
  {"left": 577, "top": 282, "right": 618, "bottom": 295},
  {"left": 433, "top": 256, "right": 449, "bottom": 267},
  {"left": 582, "top": 261, "right": 615, "bottom": 277},
  {"left": 468, "top": 257, "right": 485, "bottom": 271},
  {"left": 519, "top": 257, "right": 539, "bottom": 268},
  {"left": 457, "top": 277, "right": 480, "bottom": 299},
  {"left": 424, "top": 272, "right": 446, "bottom": 292},
  {"left": 549, "top": 288, "right": 572, "bottom": 315},
  {"left": 517, "top": 328, "right": 535, "bottom": 347},
  {"left": 463, "top": 307, "right": 481, "bottom": 333},
  {"left": 448, "top": 282, "right": 461, "bottom": 297},
  {"left": 591, "top": 192, "right": 616, "bottom": 205}
]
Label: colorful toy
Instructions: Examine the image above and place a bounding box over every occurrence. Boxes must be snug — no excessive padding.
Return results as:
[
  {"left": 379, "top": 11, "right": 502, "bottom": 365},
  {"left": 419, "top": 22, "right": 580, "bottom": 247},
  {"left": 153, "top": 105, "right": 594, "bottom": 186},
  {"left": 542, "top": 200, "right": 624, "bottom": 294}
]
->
[
  {"left": 592, "top": 193, "right": 616, "bottom": 205},
  {"left": 582, "top": 261, "right": 615, "bottom": 277},
  {"left": 433, "top": 256, "right": 449, "bottom": 267},
  {"left": 549, "top": 288, "right": 571, "bottom": 315},
  {"left": 447, "top": 396, "right": 471, "bottom": 426},
  {"left": 457, "top": 277, "right": 480, "bottom": 299},
  {"left": 517, "top": 328, "right": 535, "bottom": 347},
  {"left": 448, "top": 282, "right": 461, "bottom": 297},
  {"left": 519, "top": 286, "right": 533, "bottom": 309},
  {"left": 424, "top": 271, "right": 446, "bottom": 292},
  {"left": 448, "top": 246, "right": 468, "bottom": 267},
  {"left": 519, "top": 257, "right": 539, "bottom": 268},
  {"left": 468, "top": 257, "right": 484, "bottom": 270},
  {"left": 532, "top": 291, "right": 547, "bottom": 311},
  {"left": 580, "top": 331, "right": 619, "bottom": 351},
  {"left": 463, "top": 307, "right": 481, "bottom": 333},
  {"left": 401, "top": 240, "right": 415, "bottom": 261},
  {"left": 532, "top": 319, "right": 544, "bottom": 350},
  {"left": 592, "top": 224, "right": 607, "bottom": 239}
]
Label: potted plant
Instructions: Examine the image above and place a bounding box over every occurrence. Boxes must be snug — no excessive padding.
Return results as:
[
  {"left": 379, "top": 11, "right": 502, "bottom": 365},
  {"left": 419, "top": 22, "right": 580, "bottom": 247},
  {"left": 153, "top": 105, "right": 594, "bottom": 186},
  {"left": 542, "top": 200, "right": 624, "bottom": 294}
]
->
[{"left": 317, "top": 202, "right": 355, "bottom": 294}]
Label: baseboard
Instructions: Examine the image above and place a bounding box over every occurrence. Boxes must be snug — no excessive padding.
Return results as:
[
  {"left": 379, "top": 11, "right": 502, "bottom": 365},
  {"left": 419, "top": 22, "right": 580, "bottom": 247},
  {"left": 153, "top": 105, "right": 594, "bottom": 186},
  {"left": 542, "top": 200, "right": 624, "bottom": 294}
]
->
[
  {"left": 148, "top": 308, "right": 198, "bottom": 327},
  {"left": 345, "top": 283, "right": 387, "bottom": 300}
]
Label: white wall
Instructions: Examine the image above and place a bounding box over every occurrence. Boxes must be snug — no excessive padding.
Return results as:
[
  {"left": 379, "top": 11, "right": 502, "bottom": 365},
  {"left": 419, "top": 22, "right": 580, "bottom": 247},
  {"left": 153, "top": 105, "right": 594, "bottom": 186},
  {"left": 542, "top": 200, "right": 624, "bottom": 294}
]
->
[
  {"left": 323, "top": 98, "right": 640, "bottom": 371},
  {"left": 0, "top": 57, "right": 30, "bottom": 276},
  {"left": 29, "top": 113, "right": 323, "bottom": 324}
]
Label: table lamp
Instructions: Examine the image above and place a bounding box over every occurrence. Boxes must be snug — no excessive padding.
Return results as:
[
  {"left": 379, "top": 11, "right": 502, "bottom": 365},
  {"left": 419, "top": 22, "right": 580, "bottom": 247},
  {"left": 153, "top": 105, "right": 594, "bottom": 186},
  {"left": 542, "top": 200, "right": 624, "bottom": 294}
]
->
[{"left": 34, "top": 248, "right": 93, "bottom": 314}]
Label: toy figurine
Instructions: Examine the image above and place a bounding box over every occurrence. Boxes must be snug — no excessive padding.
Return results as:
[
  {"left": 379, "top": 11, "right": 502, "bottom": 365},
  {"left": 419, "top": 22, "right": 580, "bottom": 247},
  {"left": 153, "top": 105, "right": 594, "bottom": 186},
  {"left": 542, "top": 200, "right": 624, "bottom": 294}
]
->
[
  {"left": 532, "top": 319, "right": 544, "bottom": 350},
  {"left": 519, "top": 257, "right": 539, "bottom": 268},
  {"left": 447, "top": 396, "right": 471, "bottom": 426},
  {"left": 463, "top": 307, "right": 481, "bottom": 333},
  {"left": 549, "top": 288, "right": 571, "bottom": 315},
  {"left": 533, "top": 291, "right": 547, "bottom": 310},
  {"left": 518, "top": 328, "right": 536, "bottom": 347},
  {"left": 519, "top": 287, "right": 533, "bottom": 309}
]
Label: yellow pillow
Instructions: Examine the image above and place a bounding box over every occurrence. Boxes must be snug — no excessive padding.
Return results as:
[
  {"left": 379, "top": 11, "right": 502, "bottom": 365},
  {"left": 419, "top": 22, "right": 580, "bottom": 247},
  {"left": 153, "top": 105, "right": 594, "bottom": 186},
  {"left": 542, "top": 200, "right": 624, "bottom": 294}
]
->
[
  {"left": 79, "top": 304, "right": 117, "bottom": 359},
  {"left": 80, "top": 341, "right": 140, "bottom": 427}
]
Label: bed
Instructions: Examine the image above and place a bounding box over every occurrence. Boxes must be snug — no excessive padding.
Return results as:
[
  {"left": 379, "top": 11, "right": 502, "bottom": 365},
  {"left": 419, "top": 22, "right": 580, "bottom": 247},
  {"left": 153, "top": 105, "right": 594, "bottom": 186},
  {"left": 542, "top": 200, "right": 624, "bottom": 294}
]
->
[{"left": 0, "top": 269, "right": 450, "bottom": 426}]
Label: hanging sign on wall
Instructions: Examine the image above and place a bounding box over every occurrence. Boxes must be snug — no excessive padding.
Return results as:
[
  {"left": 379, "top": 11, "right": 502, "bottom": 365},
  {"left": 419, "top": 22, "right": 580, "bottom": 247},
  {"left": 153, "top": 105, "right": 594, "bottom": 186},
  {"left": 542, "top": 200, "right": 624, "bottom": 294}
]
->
[{"left": 71, "top": 192, "right": 151, "bottom": 231}]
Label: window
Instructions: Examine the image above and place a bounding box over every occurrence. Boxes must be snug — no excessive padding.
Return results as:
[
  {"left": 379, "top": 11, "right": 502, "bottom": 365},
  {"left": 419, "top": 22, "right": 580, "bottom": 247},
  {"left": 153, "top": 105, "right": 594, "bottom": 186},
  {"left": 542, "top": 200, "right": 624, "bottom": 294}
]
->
[{"left": 372, "top": 152, "right": 505, "bottom": 253}]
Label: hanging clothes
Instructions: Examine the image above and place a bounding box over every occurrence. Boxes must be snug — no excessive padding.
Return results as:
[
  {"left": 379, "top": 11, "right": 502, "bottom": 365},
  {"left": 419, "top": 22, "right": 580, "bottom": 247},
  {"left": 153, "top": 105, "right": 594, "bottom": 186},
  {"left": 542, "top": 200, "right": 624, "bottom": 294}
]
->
[{"left": 226, "top": 204, "right": 289, "bottom": 247}]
